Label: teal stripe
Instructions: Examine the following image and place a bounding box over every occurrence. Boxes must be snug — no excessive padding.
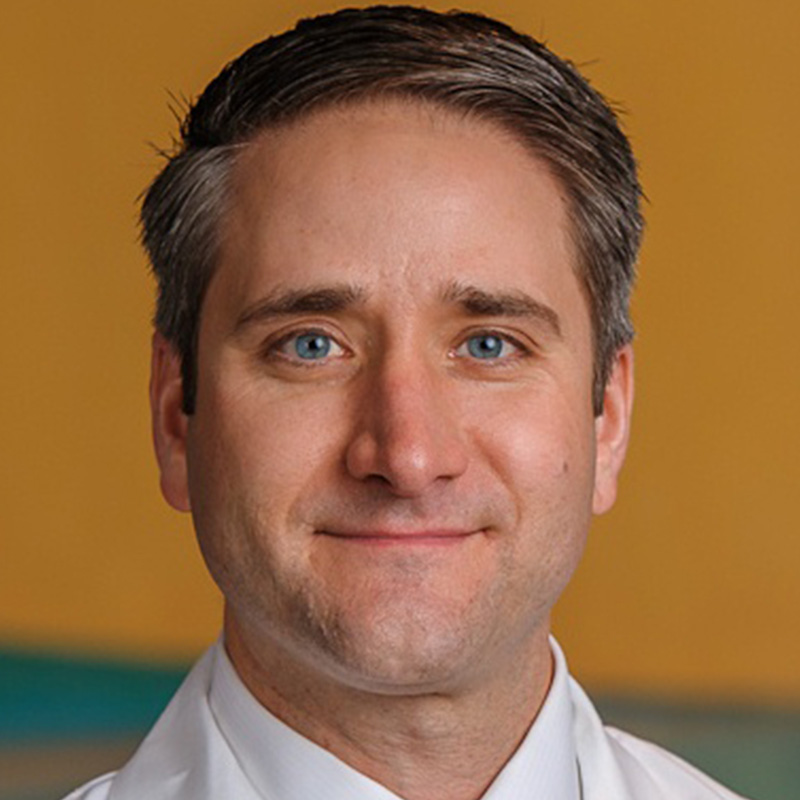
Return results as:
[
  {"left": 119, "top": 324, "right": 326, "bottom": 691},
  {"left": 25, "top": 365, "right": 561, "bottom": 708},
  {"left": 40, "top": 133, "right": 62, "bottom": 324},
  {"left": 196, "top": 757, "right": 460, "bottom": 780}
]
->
[
  {"left": 596, "top": 695, "right": 800, "bottom": 799},
  {"left": 1, "top": 648, "right": 798, "bottom": 798},
  {"left": 0, "top": 647, "right": 188, "bottom": 743}
]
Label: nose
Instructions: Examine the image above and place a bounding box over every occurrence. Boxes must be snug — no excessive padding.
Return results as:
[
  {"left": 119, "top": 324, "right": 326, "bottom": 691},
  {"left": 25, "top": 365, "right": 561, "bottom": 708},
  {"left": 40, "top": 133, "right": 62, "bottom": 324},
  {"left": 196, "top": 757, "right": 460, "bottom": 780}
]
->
[{"left": 345, "top": 358, "right": 469, "bottom": 496}]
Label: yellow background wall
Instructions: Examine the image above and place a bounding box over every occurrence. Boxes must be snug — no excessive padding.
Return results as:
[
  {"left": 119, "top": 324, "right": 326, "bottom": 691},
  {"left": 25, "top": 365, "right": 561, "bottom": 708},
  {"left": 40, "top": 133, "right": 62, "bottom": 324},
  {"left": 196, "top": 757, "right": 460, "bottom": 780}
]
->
[{"left": 2, "top": 1, "right": 798, "bottom": 704}]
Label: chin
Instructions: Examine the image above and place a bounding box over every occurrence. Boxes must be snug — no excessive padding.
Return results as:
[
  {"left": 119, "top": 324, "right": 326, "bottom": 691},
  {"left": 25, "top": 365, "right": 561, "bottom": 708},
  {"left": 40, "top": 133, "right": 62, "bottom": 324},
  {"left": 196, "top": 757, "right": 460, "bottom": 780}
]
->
[
  {"left": 293, "top": 601, "right": 491, "bottom": 695},
  {"left": 324, "top": 641, "right": 474, "bottom": 695}
]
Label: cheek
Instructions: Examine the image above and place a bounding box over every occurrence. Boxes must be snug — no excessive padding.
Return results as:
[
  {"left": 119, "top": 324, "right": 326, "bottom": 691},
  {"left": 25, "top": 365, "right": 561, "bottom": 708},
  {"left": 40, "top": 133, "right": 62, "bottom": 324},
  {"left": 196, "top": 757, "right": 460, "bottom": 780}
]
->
[
  {"left": 472, "top": 390, "right": 595, "bottom": 567},
  {"left": 185, "top": 386, "right": 343, "bottom": 606},
  {"left": 188, "top": 380, "right": 352, "bottom": 526},
  {"left": 473, "top": 389, "right": 593, "bottom": 493}
]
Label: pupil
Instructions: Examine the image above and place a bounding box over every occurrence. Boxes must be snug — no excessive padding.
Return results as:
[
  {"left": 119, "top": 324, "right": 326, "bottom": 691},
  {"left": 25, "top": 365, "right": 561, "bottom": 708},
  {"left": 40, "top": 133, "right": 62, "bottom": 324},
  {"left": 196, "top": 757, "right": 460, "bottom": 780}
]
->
[
  {"left": 469, "top": 335, "right": 502, "bottom": 359},
  {"left": 296, "top": 334, "right": 331, "bottom": 359}
]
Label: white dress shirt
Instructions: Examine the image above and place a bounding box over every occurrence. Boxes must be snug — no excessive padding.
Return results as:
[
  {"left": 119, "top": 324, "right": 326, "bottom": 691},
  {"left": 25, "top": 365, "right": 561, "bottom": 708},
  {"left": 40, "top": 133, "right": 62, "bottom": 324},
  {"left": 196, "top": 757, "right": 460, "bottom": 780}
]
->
[
  {"left": 206, "top": 637, "right": 580, "bottom": 800},
  {"left": 64, "top": 638, "right": 747, "bottom": 800}
]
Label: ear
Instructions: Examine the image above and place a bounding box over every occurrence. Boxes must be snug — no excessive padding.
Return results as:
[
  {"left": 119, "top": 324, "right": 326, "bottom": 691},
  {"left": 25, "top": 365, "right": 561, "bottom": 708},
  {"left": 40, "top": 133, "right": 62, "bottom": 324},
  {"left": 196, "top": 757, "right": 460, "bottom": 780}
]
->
[
  {"left": 592, "top": 345, "right": 634, "bottom": 515},
  {"left": 150, "top": 332, "right": 191, "bottom": 512}
]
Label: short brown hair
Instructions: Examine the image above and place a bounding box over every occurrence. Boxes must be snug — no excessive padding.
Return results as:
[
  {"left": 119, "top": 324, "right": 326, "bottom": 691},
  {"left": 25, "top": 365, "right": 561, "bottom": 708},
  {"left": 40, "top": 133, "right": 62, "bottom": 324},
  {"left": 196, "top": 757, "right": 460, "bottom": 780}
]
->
[{"left": 141, "top": 5, "right": 643, "bottom": 414}]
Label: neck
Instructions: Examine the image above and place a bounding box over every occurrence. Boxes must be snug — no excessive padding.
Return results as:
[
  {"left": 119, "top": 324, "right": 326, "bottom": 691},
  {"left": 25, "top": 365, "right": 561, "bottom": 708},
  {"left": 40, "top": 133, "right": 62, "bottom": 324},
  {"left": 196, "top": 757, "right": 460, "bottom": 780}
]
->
[{"left": 224, "top": 611, "right": 554, "bottom": 800}]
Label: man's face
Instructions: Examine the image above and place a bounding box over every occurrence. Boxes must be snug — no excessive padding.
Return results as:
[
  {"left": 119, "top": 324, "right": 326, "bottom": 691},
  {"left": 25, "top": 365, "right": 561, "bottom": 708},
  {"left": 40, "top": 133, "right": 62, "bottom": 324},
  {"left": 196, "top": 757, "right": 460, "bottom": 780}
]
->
[{"left": 153, "top": 100, "right": 631, "bottom": 695}]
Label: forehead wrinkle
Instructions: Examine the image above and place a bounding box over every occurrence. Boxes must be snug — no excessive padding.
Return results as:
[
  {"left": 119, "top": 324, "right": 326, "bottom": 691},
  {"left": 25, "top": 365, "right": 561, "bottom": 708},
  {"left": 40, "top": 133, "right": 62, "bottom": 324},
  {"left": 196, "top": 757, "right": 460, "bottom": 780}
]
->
[{"left": 439, "top": 280, "right": 562, "bottom": 338}]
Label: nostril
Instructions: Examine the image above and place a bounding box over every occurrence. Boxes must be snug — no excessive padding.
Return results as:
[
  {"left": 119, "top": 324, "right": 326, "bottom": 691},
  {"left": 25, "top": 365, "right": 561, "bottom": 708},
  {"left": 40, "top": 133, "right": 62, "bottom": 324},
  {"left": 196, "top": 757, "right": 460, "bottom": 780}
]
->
[{"left": 344, "top": 410, "right": 468, "bottom": 496}]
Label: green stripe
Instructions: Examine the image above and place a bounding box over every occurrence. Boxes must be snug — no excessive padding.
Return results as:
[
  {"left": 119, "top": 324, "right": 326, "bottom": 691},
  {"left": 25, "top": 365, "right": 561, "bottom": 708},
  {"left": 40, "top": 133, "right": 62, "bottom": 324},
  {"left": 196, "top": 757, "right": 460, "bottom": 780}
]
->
[
  {"left": 0, "top": 647, "right": 188, "bottom": 743},
  {"left": 2, "top": 648, "right": 798, "bottom": 798},
  {"left": 595, "top": 695, "right": 800, "bottom": 799}
]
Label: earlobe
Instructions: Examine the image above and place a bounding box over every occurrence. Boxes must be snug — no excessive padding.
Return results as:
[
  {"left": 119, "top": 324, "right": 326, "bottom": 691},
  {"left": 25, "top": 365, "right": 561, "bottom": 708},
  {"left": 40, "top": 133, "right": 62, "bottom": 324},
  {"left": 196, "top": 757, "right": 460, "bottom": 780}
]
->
[
  {"left": 150, "top": 332, "right": 191, "bottom": 512},
  {"left": 592, "top": 345, "right": 634, "bottom": 515}
]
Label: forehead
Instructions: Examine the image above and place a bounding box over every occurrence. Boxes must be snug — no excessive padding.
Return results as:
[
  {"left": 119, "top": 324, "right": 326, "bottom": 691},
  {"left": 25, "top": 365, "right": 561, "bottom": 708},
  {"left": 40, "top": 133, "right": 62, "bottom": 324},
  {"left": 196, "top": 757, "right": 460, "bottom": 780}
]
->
[{"left": 211, "top": 99, "right": 585, "bottom": 327}]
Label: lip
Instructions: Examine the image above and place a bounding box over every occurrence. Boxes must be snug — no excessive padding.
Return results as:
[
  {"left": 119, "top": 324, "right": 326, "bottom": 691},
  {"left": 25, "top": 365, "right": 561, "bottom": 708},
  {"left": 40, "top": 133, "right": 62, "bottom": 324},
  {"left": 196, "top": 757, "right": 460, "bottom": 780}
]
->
[{"left": 318, "top": 529, "right": 481, "bottom": 546}]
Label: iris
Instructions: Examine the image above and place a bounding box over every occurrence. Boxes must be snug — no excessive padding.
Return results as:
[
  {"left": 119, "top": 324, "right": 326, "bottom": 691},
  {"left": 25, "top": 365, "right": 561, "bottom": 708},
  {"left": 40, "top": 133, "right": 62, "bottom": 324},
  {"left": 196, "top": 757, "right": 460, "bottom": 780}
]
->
[
  {"left": 294, "top": 333, "right": 332, "bottom": 359},
  {"left": 467, "top": 334, "right": 505, "bottom": 359}
]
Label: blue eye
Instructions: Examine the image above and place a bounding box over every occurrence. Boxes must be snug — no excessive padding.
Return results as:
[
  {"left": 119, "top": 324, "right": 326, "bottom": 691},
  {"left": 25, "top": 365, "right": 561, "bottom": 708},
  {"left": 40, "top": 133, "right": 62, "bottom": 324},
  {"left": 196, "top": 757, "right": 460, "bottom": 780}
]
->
[
  {"left": 292, "top": 333, "right": 333, "bottom": 359},
  {"left": 452, "top": 332, "right": 527, "bottom": 365},
  {"left": 466, "top": 333, "right": 508, "bottom": 359},
  {"left": 265, "top": 329, "right": 349, "bottom": 369}
]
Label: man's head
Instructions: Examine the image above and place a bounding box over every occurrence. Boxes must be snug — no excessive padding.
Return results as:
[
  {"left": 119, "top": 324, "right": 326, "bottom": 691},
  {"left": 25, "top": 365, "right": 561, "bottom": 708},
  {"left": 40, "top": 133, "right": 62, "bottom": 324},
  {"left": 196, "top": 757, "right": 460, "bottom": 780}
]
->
[
  {"left": 141, "top": 5, "right": 642, "bottom": 417},
  {"left": 147, "top": 5, "right": 638, "bottom": 699}
]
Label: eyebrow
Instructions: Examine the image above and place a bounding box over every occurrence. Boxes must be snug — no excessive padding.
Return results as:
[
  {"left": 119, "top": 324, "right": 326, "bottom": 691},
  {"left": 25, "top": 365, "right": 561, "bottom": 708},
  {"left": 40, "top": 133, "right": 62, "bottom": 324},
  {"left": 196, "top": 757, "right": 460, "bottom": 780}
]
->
[
  {"left": 234, "top": 283, "right": 367, "bottom": 333},
  {"left": 233, "top": 279, "right": 562, "bottom": 338},
  {"left": 440, "top": 281, "right": 562, "bottom": 337}
]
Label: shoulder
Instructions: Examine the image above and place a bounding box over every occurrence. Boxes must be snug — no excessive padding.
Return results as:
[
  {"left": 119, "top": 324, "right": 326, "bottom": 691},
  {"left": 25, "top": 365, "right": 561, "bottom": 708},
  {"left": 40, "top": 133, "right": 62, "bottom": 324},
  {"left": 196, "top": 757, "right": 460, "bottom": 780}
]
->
[
  {"left": 604, "top": 725, "right": 748, "bottom": 799},
  {"left": 568, "top": 677, "right": 749, "bottom": 800},
  {"left": 60, "top": 772, "right": 115, "bottom": 800},
  {"left": 59, "top": 645, "right": 219, "bottom": 800}
]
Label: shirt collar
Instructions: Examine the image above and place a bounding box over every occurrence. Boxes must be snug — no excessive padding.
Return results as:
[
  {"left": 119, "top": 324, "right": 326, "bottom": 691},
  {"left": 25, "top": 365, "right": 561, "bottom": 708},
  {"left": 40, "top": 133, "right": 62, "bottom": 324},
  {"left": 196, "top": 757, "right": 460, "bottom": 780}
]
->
[
  {"left": 481, "top": 637, "right": 580, "bottom": 800},
  {"left": 208, "top": 637, "right": 579, "bottom": 800}
]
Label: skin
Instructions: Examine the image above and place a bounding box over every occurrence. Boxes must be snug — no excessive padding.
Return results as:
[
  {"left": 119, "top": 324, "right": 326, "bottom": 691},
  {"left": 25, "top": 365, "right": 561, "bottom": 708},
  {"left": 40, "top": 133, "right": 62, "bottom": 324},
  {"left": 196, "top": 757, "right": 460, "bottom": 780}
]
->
[{"left": 151, "top": 100, "right": 633, "bottom": 800}]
